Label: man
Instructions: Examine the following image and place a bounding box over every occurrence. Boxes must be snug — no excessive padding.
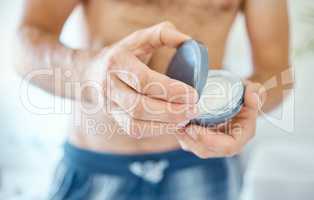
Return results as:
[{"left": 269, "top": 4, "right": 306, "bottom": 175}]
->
[{"left": 16, "top": 0, "right": 290, "bottom": 199}]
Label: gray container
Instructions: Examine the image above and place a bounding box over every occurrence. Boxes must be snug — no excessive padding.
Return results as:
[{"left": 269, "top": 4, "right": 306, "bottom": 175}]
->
[{"left": 166, "top": 40, "right": 245, "bottom": 126}]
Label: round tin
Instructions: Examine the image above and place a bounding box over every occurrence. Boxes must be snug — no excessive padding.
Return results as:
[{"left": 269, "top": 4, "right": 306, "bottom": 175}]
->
[{"left": 166, "top": 40, "right": 245, "bottom": 126}]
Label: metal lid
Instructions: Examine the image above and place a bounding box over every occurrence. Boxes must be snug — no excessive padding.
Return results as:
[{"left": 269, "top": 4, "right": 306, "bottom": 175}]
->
[{"left": 166, "top": 40, "right": 209, "bottom": 96}]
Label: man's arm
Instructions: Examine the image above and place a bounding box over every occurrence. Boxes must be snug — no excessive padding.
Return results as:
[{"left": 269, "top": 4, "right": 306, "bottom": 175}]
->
[
  {"left": 17, "top": 0, "right": 203, "bottom": 138},
  {"left": 16, "top": 0, "right": 96, "bottom": 100},
  {"left": 174, "top": 0, "right": 291, "bottom": 158},
  {"left": 243, "top": 0, "right": 292, "bottom": 112}
]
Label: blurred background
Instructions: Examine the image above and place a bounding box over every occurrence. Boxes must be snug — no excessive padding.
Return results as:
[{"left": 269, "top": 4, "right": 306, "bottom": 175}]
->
[{"left": 0, "top": 0, "right": 313, "bottom": 199}]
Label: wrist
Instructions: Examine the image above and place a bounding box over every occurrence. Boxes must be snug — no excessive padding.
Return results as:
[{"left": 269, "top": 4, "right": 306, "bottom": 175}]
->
[{"left": 72, "top": 48, "right": 109, "bottom": 105}]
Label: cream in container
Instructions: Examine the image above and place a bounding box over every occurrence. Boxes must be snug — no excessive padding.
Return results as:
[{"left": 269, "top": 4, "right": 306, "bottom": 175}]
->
[{"left": 166, "top": 40, "right": 245, "bottom": 126}]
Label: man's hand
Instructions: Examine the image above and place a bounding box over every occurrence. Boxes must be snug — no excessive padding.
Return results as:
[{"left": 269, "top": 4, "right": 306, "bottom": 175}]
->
[
  {"left": 88, "top": 22, "right": 199, "bottom": 138},
  {"left": 175, "top": 81, "right": 265, "bottom": 158}
]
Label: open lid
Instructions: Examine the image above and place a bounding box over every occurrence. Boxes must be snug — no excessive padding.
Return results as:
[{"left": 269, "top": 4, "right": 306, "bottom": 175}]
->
[
  {"left": 166, "top": 40, "right": 245, "bottom": 126},
  {"left": 166, "top": 40, "right": 209, "bottom": 97}
]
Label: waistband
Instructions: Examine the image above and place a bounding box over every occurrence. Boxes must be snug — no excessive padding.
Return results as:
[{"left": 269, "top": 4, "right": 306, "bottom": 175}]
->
[{"left": 63, "top": 142, "right": 227, "bottom": 179}]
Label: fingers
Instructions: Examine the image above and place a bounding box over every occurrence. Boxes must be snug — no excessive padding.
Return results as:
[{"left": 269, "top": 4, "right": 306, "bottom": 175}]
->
[
  {"left": 175, "top": 81, "right": 264, "bottom": 159},
  {"left": 106, "top": 21, "right": 197, "bottom": 104},
  {"left": 146, "top": 21, "right": 191, "bottom": 48},
  {"left": 121, "top": 21, "right": 191, "bottom": 51},
  {"left": 244, "top": 81, "right": 266, "bottom": 113},
  {"left": 187, "top": 125, "right": 245, "bottom": 155},
  {"left": 108, "top": 76, "right": 199, "bottom": 123},
  {"left": 108, "top": 52, "right": 198, "bottom": 104},
  {"left": 176, "top": 122, "right": 254, "bottom": 158},
  {"left": 175, "top": 133, "right": 219, "bottom": 158},
  {"left": 110, "top": 104, "right": 184, "bottom": 138}
]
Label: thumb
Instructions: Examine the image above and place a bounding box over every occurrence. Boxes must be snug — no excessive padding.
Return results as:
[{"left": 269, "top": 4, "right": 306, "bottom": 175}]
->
[{"left": 244, "top": 82, "right": 263, "bottom": 114}]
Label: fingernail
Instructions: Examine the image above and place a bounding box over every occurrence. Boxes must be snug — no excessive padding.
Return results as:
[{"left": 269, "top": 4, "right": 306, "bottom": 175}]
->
[
  {"left": 178, "top": 140, "right": 189, "bottom": 151},
  {"left": 171, "top": 91, "right": 198, "bottom": 104},
  {"left": 187, "top": 107, "right": 200, "bottom": 119},
  {"left": 181, "top": 33, "right": 192, "bottom": 40},
  {"left": 207, "top": 147, "right": 221, "bottom": 154},
  {"left": 188, "top": 90, "right": 199, "bottom": 104},
  {"left": 186, "top": 128, "right": 198, "bottom": 140},
  {"left": 253, "top": 93, "right": 260, "bottom": 104},
  {"left": 177, "top": 120, "right": 190, "bottom": 129}
]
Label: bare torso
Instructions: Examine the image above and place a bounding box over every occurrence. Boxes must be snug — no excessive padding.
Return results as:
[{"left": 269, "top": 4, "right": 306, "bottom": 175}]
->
[{"left": 69, "top": 0, "right": 243, "bottom": 154}]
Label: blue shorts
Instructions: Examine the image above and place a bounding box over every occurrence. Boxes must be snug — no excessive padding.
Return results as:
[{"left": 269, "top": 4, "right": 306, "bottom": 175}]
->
[{"left": 49, "top": 142, "right": 241, "bottom": 200}]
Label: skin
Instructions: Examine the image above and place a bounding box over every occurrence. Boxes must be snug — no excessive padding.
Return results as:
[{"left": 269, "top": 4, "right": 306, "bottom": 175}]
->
[{"left": 16, "top": 0, "right": 291, "bottom": 158}]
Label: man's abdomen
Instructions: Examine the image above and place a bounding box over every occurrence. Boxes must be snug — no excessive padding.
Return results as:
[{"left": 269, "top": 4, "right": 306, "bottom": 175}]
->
[{"left": 71, "top": 0, "right": 240, "bottom": 154}]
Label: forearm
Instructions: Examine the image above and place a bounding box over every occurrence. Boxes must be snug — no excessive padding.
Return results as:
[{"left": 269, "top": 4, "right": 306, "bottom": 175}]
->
[
  {"left": 16, "top": 25, "right": 103, "bottom": 103},
  {"left": 249, "top": 66, "right": 293, "bottom": 113}
]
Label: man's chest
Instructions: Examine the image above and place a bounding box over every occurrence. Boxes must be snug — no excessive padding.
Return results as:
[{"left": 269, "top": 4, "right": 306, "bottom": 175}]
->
[
  {"left": 84, "top": 0, "right": 242, "bottom": 41},
  {"left": 83, "top": 0, "right": 242, "bottom": 68},
  {"left": 101, "top": 0, "right": 241, "bottom": 13}
]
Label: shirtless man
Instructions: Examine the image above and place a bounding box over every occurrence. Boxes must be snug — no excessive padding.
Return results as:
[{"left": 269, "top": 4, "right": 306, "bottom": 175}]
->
[{"left": 16, "top": 0, "right": 290, "bottom": 199}]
